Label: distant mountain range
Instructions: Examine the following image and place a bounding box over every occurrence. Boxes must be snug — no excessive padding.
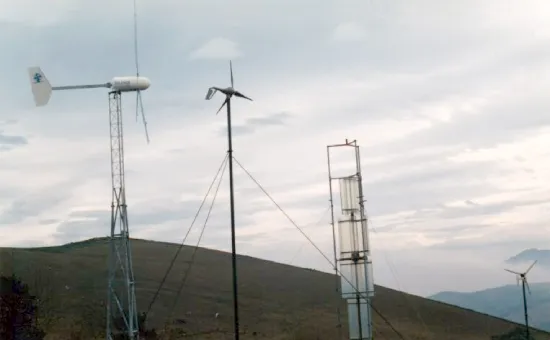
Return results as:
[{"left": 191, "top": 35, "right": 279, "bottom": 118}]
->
[
  {"left": 507, "top": 248, "right": 550, "bottom": 267},
  {"left": 430, "top": 282, "right": 550, "bottom": 331},
  {"left": 430, "top": 249, "right": 550, "bottom": 332}
]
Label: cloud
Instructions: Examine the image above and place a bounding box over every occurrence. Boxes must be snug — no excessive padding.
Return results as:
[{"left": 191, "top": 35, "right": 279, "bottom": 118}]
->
[
  {"left": 0, "top": 121, "right": 27, "bottom": 151},
  {"left": 217, "top": 111, "right": 290, "bottom": 137},
  {"left": 2, "top": 0, "right": 550, "bottom": 298},
  {"left": 0, "top": 185, "right": 69, "bottom": 225},
  {"left": 0, "top": 132, "right": 27, "bottom": 147},
  {"left": 189, "top": 37, "right": 243, "bottom": 60},
  {"left": 331, "top": 22, "right": 367, "bottom": 42}
]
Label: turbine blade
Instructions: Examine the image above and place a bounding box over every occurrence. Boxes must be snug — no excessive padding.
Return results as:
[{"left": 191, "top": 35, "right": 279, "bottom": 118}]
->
[
  {"left": 137, "top": 90, "right": 150, "bottom": 144},
  {"left": 505, "top": 268, "right": 521, "bottom": 275},
  {"left": 525, "top": 279, "right": 532, "bottom": 294},
  {"left": 135, "top": 91, "right": 139, "bottom": 122},
  {"left": 234, "top": 91, "right": 253, "bottom": 101},
  {"left": 206, "top": 88, "right": 217, "bottom": 100},
  {"left": 230, "top": 60, "right": 234, "bottom": 88},
  {"left": 133, "top": 0, "right": 140, "bottom": 124},
  {"left": 216, "top": 98, "right": 228, "bottom": 115},
  {"left": 525, "top": 260, "right": 537, "bottom": 274}
]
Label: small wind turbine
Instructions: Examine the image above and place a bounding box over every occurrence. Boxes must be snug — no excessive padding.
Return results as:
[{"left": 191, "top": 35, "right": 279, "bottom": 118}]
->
[
  {"left": 505, "top": 260, "right": 537, "bottom": 340},
  {"left": 205, "top": 60, "right": 253, "bottom": 113},
  {"left": 204, "top": 60, "right": 252, "bottom": 340},
  {"left": 28, "top": 3, "right": 150, "bottom": 337}
]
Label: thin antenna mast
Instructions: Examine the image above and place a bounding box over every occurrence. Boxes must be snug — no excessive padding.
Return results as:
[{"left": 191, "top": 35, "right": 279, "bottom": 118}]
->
[
  {"left": 327, "top": 139, "right": 374, "bottom": 340},
  {"left": 204, "top": 60, "right": 252, "bottom": 340}
]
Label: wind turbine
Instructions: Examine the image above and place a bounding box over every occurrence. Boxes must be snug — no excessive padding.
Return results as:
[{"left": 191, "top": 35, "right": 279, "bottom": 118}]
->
[
  {"left": 505, "top": 260, "right": 537, "bottom": 340},
  {"left": 28, "top": 3, "right": 150, "bottom": 339},
  {"left": 205, "top": 60, "right": 252, "bottom": 340}
]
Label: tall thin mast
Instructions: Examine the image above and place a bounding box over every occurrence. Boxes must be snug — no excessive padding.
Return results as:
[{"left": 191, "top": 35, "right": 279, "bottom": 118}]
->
[{"left": 226, "top": 97, "right": 241, "bottom": 339}]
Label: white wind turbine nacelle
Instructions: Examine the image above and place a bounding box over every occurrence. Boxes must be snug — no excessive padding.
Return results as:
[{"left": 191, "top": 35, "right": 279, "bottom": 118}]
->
[
  {"left": 27, "top": 66, "right": 152, "bottom": 144},
  {"left": 110, "top": 76, "right": 151, "bottom": 92}
]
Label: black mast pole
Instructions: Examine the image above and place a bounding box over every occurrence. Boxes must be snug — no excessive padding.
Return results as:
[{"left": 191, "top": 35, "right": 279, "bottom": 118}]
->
[
  {"left": 522, "top": 278, "right": 530, "bottom": 340},
  {"left": 226, "top": 96, "right": 240, "bottom": 339}
]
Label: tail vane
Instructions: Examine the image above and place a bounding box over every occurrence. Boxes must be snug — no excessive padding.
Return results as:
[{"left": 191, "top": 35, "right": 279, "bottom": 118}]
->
[
  {"left": 206, "top": 87, "right": 217, "bottom": 100},
  {"left": 28, "top": 67, "right": 52, "bottom": 107}
]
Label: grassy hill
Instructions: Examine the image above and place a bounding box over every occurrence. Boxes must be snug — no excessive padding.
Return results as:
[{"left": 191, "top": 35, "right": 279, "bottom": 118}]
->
[
  {"left": 1, "top": 238, "right": 549, "bottom": 339},
  {"left": 430, "top": 283, "right": 550, "bottom": 332}
]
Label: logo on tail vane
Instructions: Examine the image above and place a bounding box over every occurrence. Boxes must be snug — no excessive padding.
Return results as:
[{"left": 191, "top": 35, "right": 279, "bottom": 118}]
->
[{"left": 33, "top": 73, "right": 42, "bottom": 84}]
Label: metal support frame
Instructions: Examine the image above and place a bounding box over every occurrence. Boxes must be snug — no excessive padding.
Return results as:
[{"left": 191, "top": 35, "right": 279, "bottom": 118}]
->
[
  {"left": 327, "top": 139, "right": 374, "bottom": 340},
  {"left": 106, "top": 91, "right": 139, "bottom": 340}
]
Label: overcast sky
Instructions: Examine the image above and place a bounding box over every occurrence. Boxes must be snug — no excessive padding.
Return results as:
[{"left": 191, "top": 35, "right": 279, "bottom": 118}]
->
[{"left": 1, "top": 0, "right": 550, "bottom": 297}]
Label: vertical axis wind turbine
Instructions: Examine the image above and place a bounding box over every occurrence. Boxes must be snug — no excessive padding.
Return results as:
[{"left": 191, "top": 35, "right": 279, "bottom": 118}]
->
[
  {"left": 205, "top": 60, "right": 252, "bottom": 340},
  {"left": 28, "top": 2, "right": 150, "bottom": 338},
  {"left": 505, "top": 260, "right": 537, "bottom": 340},
  {"left": 327, "top": 139, "right": 374, "bottom": 340}
]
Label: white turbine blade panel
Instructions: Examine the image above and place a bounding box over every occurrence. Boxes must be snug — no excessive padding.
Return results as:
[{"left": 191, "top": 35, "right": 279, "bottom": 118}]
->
[
  {"left": 347, "top": 298, "right": 372, "bottom": 340},
  {"left": 339, "top": 176, "right": 361, "bottom": 215},
  {"left": 365, "top": 258, "right": 375, "bottom": 297},
  {"left": 505, "top": 268, "right": 521, "bottom": 275},
  {"left": 28, "top": 66, "right": 52, "bottom": 107},
  {"left": 338, "top": 219, "right": 363, "bottom": 256},
  {"left": 360, "top": 218, "right": 371, "bottom": 253},
  {"left": 111, "top": 76, "right": 151, "bottom": 92},
  {"left": 525, "top": 279, "right": 532, "bottom": 295},
  {"left": 339, "top": 261, "right": 368, "bottom": 299},
  {"left": 338, "top": 218, "right": 369, "bottom": 299}
]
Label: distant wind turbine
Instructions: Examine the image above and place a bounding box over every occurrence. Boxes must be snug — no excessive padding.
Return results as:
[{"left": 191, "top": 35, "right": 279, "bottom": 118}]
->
[{"left": 505, "top": 260, "right": 537, "bottom": 340}]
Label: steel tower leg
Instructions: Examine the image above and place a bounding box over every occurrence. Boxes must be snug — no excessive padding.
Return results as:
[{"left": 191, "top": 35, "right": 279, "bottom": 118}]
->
[{"left": 106, "top": 91, "right": 139, "bottom": 340}]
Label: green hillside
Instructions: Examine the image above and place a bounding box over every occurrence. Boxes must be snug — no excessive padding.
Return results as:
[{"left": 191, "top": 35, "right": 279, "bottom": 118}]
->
[{"left": 1, "top": 238, "right": 549, "bottom": 339}]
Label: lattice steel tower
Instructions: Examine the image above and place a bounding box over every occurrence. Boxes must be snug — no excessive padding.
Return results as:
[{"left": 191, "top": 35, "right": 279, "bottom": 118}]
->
[{"left": 106, "top": 91, "right": 139, "bottom": 340}]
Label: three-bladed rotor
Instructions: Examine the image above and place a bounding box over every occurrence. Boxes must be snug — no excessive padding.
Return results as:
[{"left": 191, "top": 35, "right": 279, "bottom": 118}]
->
[
  {"left": 505, "top": 260, "right": 537, "bottom": 294},
  {"left": 205, "top": 60, "right": 253, "bottom": 114}
]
